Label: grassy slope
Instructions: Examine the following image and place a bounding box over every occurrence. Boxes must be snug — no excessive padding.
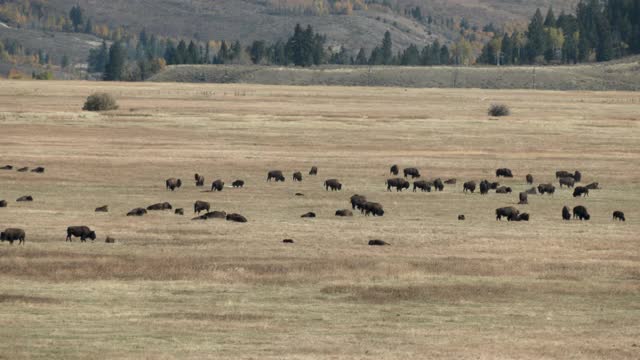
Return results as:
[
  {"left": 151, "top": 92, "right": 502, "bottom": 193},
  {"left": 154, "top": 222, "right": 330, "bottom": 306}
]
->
[{"left": 0, "top": 81, "right": 638, "bottom": 358}]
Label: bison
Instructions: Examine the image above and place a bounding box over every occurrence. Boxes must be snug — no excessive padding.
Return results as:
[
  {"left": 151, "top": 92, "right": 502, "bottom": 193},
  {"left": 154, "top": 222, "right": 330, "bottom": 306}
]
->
[
  {"left": 226, "top": 213, "right": 248, "bottom": 223},
  {"left": 573, "top": 206, "right": 590, "bottom": 221},
  {"left": 1, "top": 228, "right": 25, "bottom": 245},
  {"left": 556, "top": 170, "right": 581, "bottom": 182},
  {"left": 0, "top": 200, "right": 7, "bottom": 208},
  {"left": 324, "top": 179, "right": 342, "bottom": 191},
  {"left": 458, "top": 215, "right": 465, "bottom": 221},
  {"left": 147, "top": 202, "right": 172, "bottom": 211},
  {"left": 31, "top": 167, "right": 45, "bottom": 173},
  {"left": 390, "top": 165, "right": 399, "bottom": 175},
  {"left": 368, "top": 240, "right": 390, "bottom": 246},
  {"left": 403, "top": 167, "right": 421, "bottom": 179},
  {"left": 194, "top": 200, "right": 210, "bottom": 214},
  {"left": 301, "top": 212, "right": 316, "bottom": 218},
  {"left": 562, "top": 206, "right": 572, "bottom": 221},
  {"left": 525, "top": 187, "right": 537, "bottom": 195},
  {"left": 518, "top": 192, "right": 528, "bottom": 205},
  {"left": 194, "top": 173, "right": 205, "bottom": 187},
  {"left": 105, "top": 236, "right": 116, "bottom": 244},
  {"left": 350, "top": 194, "right": 367, "bottom": 211},
  {"left": 293, "top": 172, "right": 303, "bottom": 182},
  {"left": 433, "top": 178, "right": 445, "bottom": 191},
  {"left": 496, "top": 168, "right": 513, "bottom": 178},
  {"left": 232, "top": 180, "right": 245, "bottom": 188},
  {"left": 192, "top": 211, "right": 227, "bottom": 220},
  {"left": 17, "top": 167, "right": 29, "bottom": 172},
  {"left": 444, "top": 178, "right": 457, "bottom": 185},
  {"left": 309, "top": 166, "right": 318, "bottom": 176},
  {"left": 175, "top": 208, "right": 184, "bottom": 216},
  {"left": 127, "top": 208, "right": 147, "bottom": 217},
  {"left": 95, "top": 205, "right": 108, "bottom": 212},
  {"left": 538, "top": 184, "right": 555, "bottom": 195},
  {"left": 463, "top": 181, "right": 477, "bottom": 193},
  {"left": 559, "top": 177, "right": 575, "bottom": 188},
  {"left": 585, "top": 182, "right": 599, "bottom": 190},
  {"left": 479, "top": 181, "right": 490, "bottom": 195},
  {"left": 612, "top": 211, "right": 625, "bottom": 222},
  {"left": 362, "top": 202, "right": 384, "bottom": 217},
  {"left": 413, "top": 180, "right": 432, "bottom": 192},
  {"left": 16, "top": 195, "right": 33, "bottom": 202},
  {"left": 573, "top": 186, "right": 589, "bottom": 197},
  {"left": 0, "top": 165, "right": 13, "bottom": 170},
  {"left": 211, "top": 180, "right": 225, "bottom": 192},
  {"left": 386, "top": 178, "right": 410, "bottom": 192},
  {"left": 66, "top": 226, "right": 96, "bottom": 242},
  {"left": 526, "top": 174, "right": 534, "bottom": 184},
  {"left": 283, "top": 239, "right": 295, "bottom": 244},
  {"left": 496, "top": 207, "right": 519, "bottom": 221},
  {"left": 496, "top": 186, "right": 512, "bottom": 194},
  {"left": 335, "top": 209, "right": 353, "bottom": 217},
  {"left": 166, "top": 178, "right": 182, "bottom": 191},
  {"left": 267, "top": 170, "right": 285, "bottom": 182},
  {"left": 510, "top": 213, "right": 530, "bottom": 222}
]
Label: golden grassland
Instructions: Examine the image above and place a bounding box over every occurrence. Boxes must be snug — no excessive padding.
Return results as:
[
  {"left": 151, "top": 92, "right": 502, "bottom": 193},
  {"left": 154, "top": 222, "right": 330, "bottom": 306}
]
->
[{"left": 0, "top": 80, "right": 639, "bottom": 359}]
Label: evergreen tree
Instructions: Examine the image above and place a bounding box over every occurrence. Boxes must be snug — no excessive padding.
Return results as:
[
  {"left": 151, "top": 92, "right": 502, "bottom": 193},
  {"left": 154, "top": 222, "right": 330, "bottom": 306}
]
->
[
  {"left": 88, "top": 41, "right": 109, "bottom": 73},
  {"left": 104, "top": 42, "right": 125, "bottom": 81},
  {"left": 430, "top": 40, "right": 441, "bottom": 65},
  {"left": 69, "top": 5, "right": 84, "bottom": 32},
  {"left": 501, "top": 33, "right": 513, "bottom": 65},
  {"left": 164, "top": 40, "right": 177, "bottom": 65},
  {"left": 544, "top": 7, "right": 557, "bottom": 28},
  {"left": 187, "top": 41, "right": 198, "bottom": 64},
  {"left": 381, "top": 31, "right": 393, "bottom": 65},
  {"left": 176, "top": 40, "right": 187, "bottom": 64},
  {"left": 400, "top": 44, "right": 420, "bottom": 65},
  {"left": 439, "top": 45, "right": 450, "bottom": 64},
  {"left": 218, "top": 41, "right": 229, "bottom": 63},
  {"left": 355, "top": 48, "right": 368, "bottom": 65},
  {"left": 526, "top": 8, "right": 547, "bottom": 63}
]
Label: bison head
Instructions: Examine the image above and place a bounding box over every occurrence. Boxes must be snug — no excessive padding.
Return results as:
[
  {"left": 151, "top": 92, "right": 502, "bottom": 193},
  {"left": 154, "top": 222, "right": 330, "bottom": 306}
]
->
[{"left": 89, "top": 231, "right": 97, "bottom": 240}]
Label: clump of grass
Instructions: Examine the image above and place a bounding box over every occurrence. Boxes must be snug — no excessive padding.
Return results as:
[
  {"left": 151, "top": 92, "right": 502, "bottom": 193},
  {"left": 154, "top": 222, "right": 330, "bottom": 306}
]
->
[
  {"left": 83, "top": 93, "right": 119, "bottom": 111},
  {"left": 488, "top": 103, "right": 510, "bottom": 117}
]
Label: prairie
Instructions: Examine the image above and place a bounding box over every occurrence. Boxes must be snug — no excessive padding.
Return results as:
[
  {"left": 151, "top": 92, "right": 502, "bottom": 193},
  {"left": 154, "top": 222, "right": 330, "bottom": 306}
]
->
[{"left": 0, "top": 81, "right": 638, "bottom": 359}]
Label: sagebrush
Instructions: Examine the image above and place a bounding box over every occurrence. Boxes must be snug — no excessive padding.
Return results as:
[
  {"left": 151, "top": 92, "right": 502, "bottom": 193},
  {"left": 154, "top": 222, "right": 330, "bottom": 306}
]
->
[{"left": 83, "top": 93, "right": 118, "bottom": 111}]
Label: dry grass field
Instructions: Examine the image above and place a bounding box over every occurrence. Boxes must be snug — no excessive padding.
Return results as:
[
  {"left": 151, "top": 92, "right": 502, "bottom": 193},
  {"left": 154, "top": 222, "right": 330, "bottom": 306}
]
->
[{"left": 0, "top": 81, "right": 639, "bottom": 359}]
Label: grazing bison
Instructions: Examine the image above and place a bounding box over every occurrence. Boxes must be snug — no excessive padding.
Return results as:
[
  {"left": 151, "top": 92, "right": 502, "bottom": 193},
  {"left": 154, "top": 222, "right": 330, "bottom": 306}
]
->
[
  {"left": 66, "top": 226, "right": 96, "bottom": 242},
  {"left": 362, "top": 202, "right": 385, "bottom": 217},
  {"left": 511, "top": 213, "right": 530, "bottom": 222},
  {"left": 479, "top": 181, "right": 490, "bottom": 195},
  {"left": 585, "top": 182, "right": 599, "bottom": 190},
  {"left": 95, "top": 205, "right": 108, "bottom": 212},
  {"left": 444, "top": 178, "right": 457, "bottom": 185},
  {"left": 458, "top": 215, "right": 465, "bottom": 221},
  {"left": 192, "top": 211, "right": 227, "bottom": 220},
  {"left": 335, "top": 209, "right": 353, "bottom": 217},
  {"left": 0, "top": 165, "right": 13, "bottom": 170},
  {"left": 386, "top": 178, "right": 410, "bottom": 192},
  {"left": 573, "top": 186, "right": 589, "bottom": 197},
  {"left": 413, "top": 180, "right": 432, "bottom": 192},
  {"left": 283, "top": 239, "right": 295, "bottom": 244},
  {"left": 0, "top": 200, "right": 7, "bottom": 208},
  {"left": 538, "top": 184, "right": 555, "bottom": 195},
  {"left": 496, "top": 168, "right": 513, "bottom": 178},
  {"left": 526, "top": 174, "right": 534, "bottom": 184},
  {"left": 573, "top": 206, "right": 590, "bottom": 221},
  {"left": 525, "top": 187, "right": 538, "bottom": 195},
  {"left": 232, "top": 180, "right": 245, "bottom": 188},
  {"left": 226, "top": 213, "right": 247, "bottom": 223},
  {"left": 293, "top": 172, "right": 303, "bottom": 182},
  {"left": 194, "top": 200, "right": 211, "bottom": 214},
  {"left": 309, "top": 166, "right": 318, "bottom": 176},
  {"left": 324, "top": 179, "right": 342, "bottom": 191},
  {"left": 403, "top": 168, "right": 421, "bottom": 179},
  {"left": 127, "top": 208, "right": 147, "bottom": 217},
  {"left": 16, "top": 195, "right": 33, "bottom": 202},
  {"left": 350, "top": 194, "right": 367, "bottom": 211},
  {"left": 496, "top": 186, "right": 512, "bottom": 194},
  {"left": 496, "top": 207, "right": 519, "bottom": 221},
  {"left": 147, "top": 202, "right": 172, "bottom": 211},
  {"left": 267, "top": 170, "right": 285, "bottom": 182},
  {"left": 559, "top": 177, "right": 576, "bottom": 188},
  {"left": 1, "top": 228, "right": 25, "bottom": 245},
  {"left": 368, "top": 240, "right": 390, "bottom": 246},
  {"left": 519, "top": 192, "right": 528, "bottom": 204},
  {"left": 194, "top": 173, "right": 205, "bottom": 187},
  {"left": 166, "top": 178, "right": 182, "bottom": 191},
  {"left": 463, "top": 181, "right": 477, "bottom": 193},
  {"left": 562, "top": 206, "right": 572, "bottom": 221},
  {"left": 613, "top": 211, "right": 625, "bottom": 222},
  {"left": 433, "top": 178, "right": 445, "bottom": 192},
  {"left": 17, "top": 167, "right": 29, "bottom": 172},
  {"left": 211, "top": 180, "right": 225, "bottom": 192},
  {"left": 31, "top": 167, "right": 45, "bottom": 173},
  {"left": 175, "top": 208, "right": 184, "bottom": 216},
  {"left": 301, "top": 212, "right": 316, "bottom": 218},
  {"left": 390, "top": 165, "right": 399, "bottom": 175}
]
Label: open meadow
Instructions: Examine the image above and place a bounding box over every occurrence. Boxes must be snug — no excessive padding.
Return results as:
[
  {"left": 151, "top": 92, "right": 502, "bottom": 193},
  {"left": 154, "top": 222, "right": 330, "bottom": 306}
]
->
[{"left": 0, "top": 81, "right": 639, "bottom": 359}]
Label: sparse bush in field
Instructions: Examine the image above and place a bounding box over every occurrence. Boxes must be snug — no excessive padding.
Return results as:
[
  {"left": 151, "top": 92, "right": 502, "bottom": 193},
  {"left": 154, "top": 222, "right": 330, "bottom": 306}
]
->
[
  {"left": 488, "top": 103, "right": 510, "bottom": 117},
  {"left": 83, "top": 93, "right": 118, "bottom": 111}
]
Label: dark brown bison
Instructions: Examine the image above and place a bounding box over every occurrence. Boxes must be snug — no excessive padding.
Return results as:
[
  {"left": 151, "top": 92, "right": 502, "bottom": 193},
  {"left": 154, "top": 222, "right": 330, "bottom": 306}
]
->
[
  {"left": 559, "top": 177, "right": 575, "bottom": 188},
  {"left": 66, "top": 226, "right": 96, "bottom": 242},
  {"left": 573, "top": 171, "right": 582, "bottom": 182},
  {"left": 324, "top": 179, "right": 342, "bottom": 191},
  {"left": 362, "top": 202, "right": 384, "bottom": 217},
  {"left": 127, "top": 208, "right": 147, "bottom": 217},
  {"left": 526, "top": 174, "right": 534, "bottom": 184},
  {"left": 175, "top": 208, "right": 184, "bottom": 216},
  {"left": 226, "top": 213, "right": 248, "bottom": 223},
  {"left": 489, "top": 182, "right": 500, "bottom": 190},
  {"left": 403, "top": 168, "right": 421, "bottom": 179},
  {"left": 511, "top": 213, "right": 530, "bottom": 222},
  {"left": 1, "top": 228, "right": 25, "bottom": 245},
  {"left": 31, "top": 167, "right": 45, "bottom": 173},
  {"left": 301, "top": 212, "right": 316, "bottom": 218},
  {"left": 194, "top": 173, "right": 205, "bottom": 187},
  {"left": 166, "top": 178, "right": 182, "bottom": 191},
  {"left": 0, "top": 165, "right": 12, "bottom": 170},
  {"left": 293, "top": 172, "right": 303, "bottom": 182},
  {"left": 479, "top": 180, "right": 490, "bottom": 195},
  {"left": 496, "top": 207, "right": 519, "bottom": 221},
  {"left": 95, "top": 205, "right": 108, "bottom": 212},
  {"left": 105, "top": 236, "right": 116, "bottom": 244},
  {"left": 368, "top": 240, "right": 390, "bottom": 246},
  {"left": 458, "top": 215, "right": 465, "bottom": 221},
  {"left": 556, "top": 170, "right": 581, "bottom": 182},
  {"left": 519, "top": 192, "right": 528, "bottom": 204},
  {"left": 17, "top": 167, "right": 29, "bottom": 172},
  {"left": 496, "top": 186, "right": 512, "bottom": 194},
  {"left": 283, "top": 239, "right": 295, "bottom": 244},
  {"left": 295, "top": 193, "right": 304, "bottom": 197},
  {"left": 267, "top": 170, "right": 285, "bottom": 182},
  {"left": 613, "top": 211, "right": 625, "bottom": 221},
  {"left": 0, "top": 200, "right": 7, "bottom": 208},
  {"left": 386, "top": 178, "right": 410, "bottom": 192},
  {"left": 335, "top": 209, "right": 353, "bottom": 217},
  {"left": 16, "top": 195, "right": 33, "bottom": 202},
  {"left": 433, "top": 178, "right": 445, "bottom": 191},
  {"left": 192, "top": 211, "right": 227, "bottom": 220},
  {"left": 211, "top": 180, "right": 225, "bottom": 192},
  {"left": 573, "top": 206, "right": 590, "bottom": 221},
  {"left": 444, "top": 178, "right": 457, "bottom": 185},
  {"left": 194, "top": 200, "right": 210, "bottom": 214},
  {"left": 463, "top": 181, "right": 477, "bottom": 193},
  {"left": 562, "top": 206, "right": 572, "bottom": 221},
  {"left": 147, "top": 202, "right": 172, "bottom": 211},
  {"left": 585, "top": 182, "right": 599, "bottom": 190},
  {"left": 390, "top": 165, "right": 399, "bottom": 175},
  {"left": 496, "top": 168, "right": 513, "bottom": 178},
  {"left": 350, "top": 194, "right": 367, "bottom": 211},
  {"left": 232, "top": 180, "right": 245, "bottom": 188},
  {"left": 413, "top": 180, "right": 432, "bottom": 192},
  {"left": 525, "top": 187, "right": 537, "bottom": 195},
  {"left": 309, "top": 166, "right": 318, "bottom": 176},
  {"left": 573, "top": 187, "right": 589, "bottom": 197},
  {"left": 538, "top": 184, "right": 555, "bottom": 195}
]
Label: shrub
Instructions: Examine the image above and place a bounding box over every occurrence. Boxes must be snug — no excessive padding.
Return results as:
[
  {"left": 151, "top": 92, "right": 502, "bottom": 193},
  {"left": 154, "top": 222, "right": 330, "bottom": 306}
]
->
[
  {"left": 83, "top": 93, "right": 118, "bottom": 111},
  {"left": 488, "top": 104, "right": 510, "bottom": 117}
]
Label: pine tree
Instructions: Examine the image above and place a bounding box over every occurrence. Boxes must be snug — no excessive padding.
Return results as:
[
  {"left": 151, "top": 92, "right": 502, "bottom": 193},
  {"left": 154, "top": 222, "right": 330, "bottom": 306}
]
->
[
  {"left": 381, "top": 31, "right": 393, "bottom": 65},
  {"left": 544, "top": 7, "right": 557, "bottom": 28},
  {"left": 501, "top": 33, "right": 513, "bottom": 65},
  {"left": 69, "top": 5, "right": 84, "bottom": 32},
  {"left": 526, "top": 8, "right": 547, "bottom": 63},
  {"left": 355, "top": 48, "right": 367, "bottom": 65},
  {"left": 176, "top": 40, "right": 187, "bottom": 64},
  {"left": 430, "top": 40, "right": 441, "bottom": 65},
  {"left": 104, "top": 42, "right": 125, "bottom": 81}
]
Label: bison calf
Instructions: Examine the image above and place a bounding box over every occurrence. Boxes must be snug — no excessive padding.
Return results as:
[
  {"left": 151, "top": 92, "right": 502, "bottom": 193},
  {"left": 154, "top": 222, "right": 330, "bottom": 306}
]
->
[{"left": 232, "top": 180, "right": 245, "bottom": 188}]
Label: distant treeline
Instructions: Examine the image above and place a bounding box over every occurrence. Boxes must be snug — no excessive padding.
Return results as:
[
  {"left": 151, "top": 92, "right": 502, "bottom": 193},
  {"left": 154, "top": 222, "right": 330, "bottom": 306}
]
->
[{"left": 478, "top": 0, "right": 640, "bottom": 65}]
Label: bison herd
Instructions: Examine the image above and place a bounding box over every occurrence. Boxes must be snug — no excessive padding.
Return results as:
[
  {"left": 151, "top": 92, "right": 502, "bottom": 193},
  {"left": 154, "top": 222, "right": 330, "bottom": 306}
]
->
[{"left": 0, "top": 163, "right": 630, "bottom": 246}]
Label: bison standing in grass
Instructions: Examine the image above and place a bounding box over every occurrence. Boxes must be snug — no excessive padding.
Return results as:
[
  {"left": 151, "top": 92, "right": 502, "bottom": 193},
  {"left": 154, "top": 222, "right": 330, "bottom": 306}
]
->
[
  {"left": 267, "top": 170, "right": 285, "bottom": 182},
  {"left": 480, "top": 181, "right": 490, "bottom": 195},
  {"left": 559, "top": 177, "right": 575, "bottom": 188},
  {"left": 562, "top": 206, "right": 572, "bottom": 221},
  {"left": 526, "top": 174, "right": 534, "bottom": 184},
  {"left": 386, "top": 178, "right": 410, "bottom": 192},
  {"left": 613, "top": 211, "right": 625, "bottom": 222},
  {"left": 538, "top": 184, "right": 555, "bottom": 195},
  {"left": 324, "top": 179, "right": 342, "bottom": 191},
  {"left": 166, "top": 178, "right": 182, "bottom": 191},
  {"left": 350, "top": 194, "right": 367, "bottom": 211},
  {"left": 463, "top": 181, "right": 477, "bottom": 193},
  {"left": 362, "top": 202, "right": 385, "bottom": 217},
  {"left": 573, "top": 206, "right": 590, "bottom": 221},
  {"left": 496, "top": 207, "right": 519, "bottom": 221},
  {"left": 433, "top": 178, "right": 445, "bottom": 191},
  {"left": 232, "top": 180, "right": 245, "bottom": 188},
  {"left": 293, "top": 172, "right": 303, "bottom": 182},
  {"left": 573, "top": 186, "right": 589, "bottom": 197},
  {"left": 390, "top": 165, "right": 399, "bottom": 176},
  {"left": 309, "top": 166, "right": 318, "bottom": 176},
  {"left": 194, "top": 173, "right": 205, "bottom": 187},
  {"left": 413, "top": 180, "right": 432, "bottom": 192},
  {"left": 0, "top": 200, "right": 7, "bottom": 208},
  {"left": 496, "top": 168, "right": 513, "bottom": 178},
  {"left": 519, "top": 192, "right": 528, "bottom": 204},
  {"left": 66, "top": 226, "right": 96, "bottom": 242},
  {"left": 1, "top": 228, "right": 25, "bottom": 245},
  {"left": 211, "top": 180, "right": 225, "bottom": 192},
  {"left": 194, "top": 201, "right": 210, "bottom": 214},
  {"left": 403, "top": 168, "right": 421, "bottom": 179}
]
